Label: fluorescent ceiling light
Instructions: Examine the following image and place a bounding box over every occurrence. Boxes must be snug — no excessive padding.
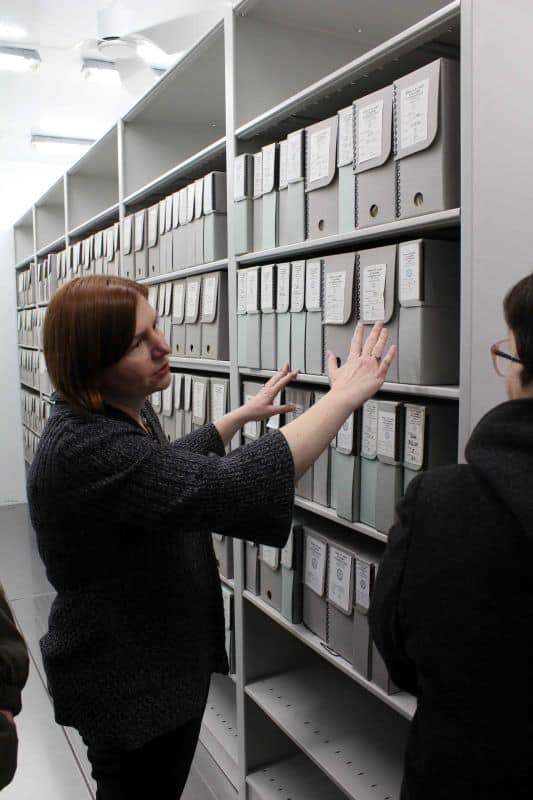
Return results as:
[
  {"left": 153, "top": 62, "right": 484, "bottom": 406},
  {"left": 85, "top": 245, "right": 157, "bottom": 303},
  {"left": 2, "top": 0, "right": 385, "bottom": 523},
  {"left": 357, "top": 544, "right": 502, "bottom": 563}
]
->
[
  {"left": 80, "top": 58, "right": 121, "bottom": 88},
  {"left": 0, "top": 46, "right": 40, "bottom": 72},
  {"left": 0, "top": 22, "right": 28, "bottom": 40},
  {"left": 31, "top": 134, "right": 95, "bottom": 157}
]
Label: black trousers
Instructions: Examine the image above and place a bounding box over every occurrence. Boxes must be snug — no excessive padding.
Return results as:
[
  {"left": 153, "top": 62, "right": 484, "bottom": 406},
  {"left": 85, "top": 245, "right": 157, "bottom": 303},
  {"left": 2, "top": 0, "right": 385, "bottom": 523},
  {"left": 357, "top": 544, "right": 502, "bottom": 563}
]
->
[{"left": 85, "top": 714, "right": 203, "bottom": 800}]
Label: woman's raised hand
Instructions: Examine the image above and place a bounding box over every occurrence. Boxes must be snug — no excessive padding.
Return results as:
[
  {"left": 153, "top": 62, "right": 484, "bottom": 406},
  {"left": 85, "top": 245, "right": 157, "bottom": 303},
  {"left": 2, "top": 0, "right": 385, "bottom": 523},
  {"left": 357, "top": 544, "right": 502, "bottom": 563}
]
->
[{"left": 243, "top": 364, "right": 299, "bottom": 422}]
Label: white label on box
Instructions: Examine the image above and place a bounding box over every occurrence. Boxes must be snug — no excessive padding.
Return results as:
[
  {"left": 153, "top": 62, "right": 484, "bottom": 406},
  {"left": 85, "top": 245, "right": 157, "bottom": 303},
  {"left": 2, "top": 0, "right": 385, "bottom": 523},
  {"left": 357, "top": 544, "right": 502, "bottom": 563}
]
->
[
  {"left": 404, "top": 405, "right": 426, "bottom": 468},
  {"left": 324, "top": 271, "right": 346, "bottom": 323},
  {"left": 304, "top": 535, "right": 327, "bottom": 596},
  {"left": 338, "top": 106, "right": 354, "bottom": 167},
  {"left": 211, "top": 383, "right": 226, "bottom": 421},
  {"left": 281, "top": 528, "right": 294, "bottom": 569},
  {"left": 194, "top": 179, "right": 203, "bottom": 220},
  {"left": 266, "top": 391, "right": 281, "bottom": 430},
  {"left": 328, "top": 547, "right": 353, "bottom": 613},
  {"left": 277, "top": 263, "right": 291, "bottom": 313},
  {"left": 309, "top": 127, "right": 331, "bottom": 183},
  {"left": 174, "top": 374, "right": 183, "bottom": 409},
  {"left": 192, "top": 380, "right": 205, "bottom": 419},
  {"left": 337, "top": 413, "right": 354, "bottom": 453},
  {"left": 287, "top": 130, "right": 304, "bottom": 182},
  {"left": 172, "top": 283, "right": 185, "bottom": 319},
  {"left": 355, "top": 560, "right": 372, "bottom": 610},
  {"left": 243, "top": 395, "right": 259, "bottom": 438},
  {"left": 357, "top": 99, "right": 384, "bottom": 164},
  {"left": 362, "top": 400, "right": 379, "bottom": 458},
  {"left": 399, "top": 242, "right": 422, "bottom": 303},
  {"left": 237, "top": 270, "right": 247, "bottom": 315},
  {"left": 234, "top": 155, "right": 246, "bottom": 201},
  {"left": 400, "top": 78, "right": 429, "bottom": 150},
  {"left": 262, "top": 143, "right": 277, "bottom": 195},
  {"left": 261, "top": 265, "right": 275, "bottom": 312},
  {"left": 362, "top": 264, "right": 386, "bottom": 322},
  {"left": 148, "top": 285, "right": 158, "bottom": 308},
  {"left": 203, "top": 174, "right": 213, "bottom": 214},
  {"left": 185, "top": 280, "right": 200, "bottom": 319},
  {"left": 279, "top": 139, "right": 288, "bottom": 189},
  {"left": 246, "top": 268, "right": 259, "bottom": 313},
  {"left": 305, "top": 260, "right": 322, "bottom": 311},
  {"left": 202, "top": 275, "right": 217, "bottom": 318},
  {"left": 261, "top": 545, "right": 279, "bottom": 570},
  {"left": 378, "top": 407, "right": 397, "bottom": 460},
  {"left": 253, "top": 152, "right": 263, "bottom": 198},
  {"left": 291, "top": 261, "right": 305, "bottom": 312}
]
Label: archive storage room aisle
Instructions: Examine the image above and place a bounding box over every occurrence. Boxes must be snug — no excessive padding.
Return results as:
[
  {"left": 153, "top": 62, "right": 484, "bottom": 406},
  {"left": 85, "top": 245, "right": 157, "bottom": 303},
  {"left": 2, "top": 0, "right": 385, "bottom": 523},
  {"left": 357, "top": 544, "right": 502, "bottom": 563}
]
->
[{"left": 5, "top": 0, "right": 533, "bottom": 798}]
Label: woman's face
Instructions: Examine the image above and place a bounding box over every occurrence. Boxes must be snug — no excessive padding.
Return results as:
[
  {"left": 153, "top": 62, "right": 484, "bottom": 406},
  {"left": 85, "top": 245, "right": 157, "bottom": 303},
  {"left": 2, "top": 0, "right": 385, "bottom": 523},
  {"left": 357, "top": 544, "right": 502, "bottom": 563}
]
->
[{"left": 100, "top": 295, "right": 171, "bottom": 402}]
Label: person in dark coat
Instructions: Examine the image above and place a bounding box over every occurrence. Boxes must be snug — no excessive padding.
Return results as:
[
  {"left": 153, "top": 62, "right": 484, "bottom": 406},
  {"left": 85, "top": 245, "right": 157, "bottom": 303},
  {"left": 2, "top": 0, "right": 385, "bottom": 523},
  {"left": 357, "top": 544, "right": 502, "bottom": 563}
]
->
[
  {"left": 27, "top": 275, "right": 395, "bottom": 800},
  {"left": 370, "top": 272, "right": 533, "bottom": 799},
  {"left": 0, "top": 583, "right": 29, "bottom": 790}
]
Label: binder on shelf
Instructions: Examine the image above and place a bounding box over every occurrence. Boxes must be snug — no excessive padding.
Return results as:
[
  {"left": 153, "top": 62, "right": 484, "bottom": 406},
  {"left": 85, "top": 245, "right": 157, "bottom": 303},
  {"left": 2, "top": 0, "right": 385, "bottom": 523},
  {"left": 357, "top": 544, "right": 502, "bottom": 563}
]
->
[
  {"left": 171, "top": 280, "right": 186, "bottom": 357},
  {"left": 285, "top": 387, "right": 313, "bottom": 500},
  {"left": 163, "top": 195, "right": 174, "bottom": 274},
  {"left": 174, "top": 373, "right": 184, "bottom": 439},
  {"left": 134, "top": 209, "right": 149, "bottom": 280},
  {"left": 161, "top": 281, "right": 172, "bottom": 344},
  {"left": 375, "top": 399, "right": 404, "bottom": 534},
  {"left": 72, "top": 242, "right": 81, "bottom": 276},
  {"left": 353, "top": 556, "right": 374, "bottom": 679},
  {"left": 94, "top": 231, "right": 104, "bottom": 275},
  {"left": 242, "top": 381, "right": 263, "bottom": 443},
  {"left": 357, "top": 244, "right": 399, "bottom": 382},
  {"left": 122, "top": 214, "right": 134, "bottom": 279},
  {"left": 184, "top": 183, "right": 196, "bottom": 268},
  {"left": 312, "top": 391, "right": 332, "bottom": 508},
  {"left": 354, "top": 85, "right": 395, "bottom": 229},
  {"left": 234, "top": 153, "right": 254, "bottom": 256},
  {"left": 261, "top": 142, "right": 279, "bottom": 251},
  {"left": 286, "top": 129, "right": 306, "bottom": 245},
  {"left": 158, "top": 198, "right": 168, "bottom": 274},
  {"left": 332, "top": 410, "right": 361, "bottom": 522},
  {"left": 174, "top": 187, "right": 189, "bottom": 270},
  {"left": 182, "top": 374, "right": 193, "bottom": 435},
  {"left": 277, "top": 139, "right": 290, "bottom": 246},
  {"left": 305, "top": 115, "right": 339, "bottom": 240},
  {"left": 184, "top": 275, "right": 202, "bottom": 358},
  {"left": 276, "top": 262, "right": 291, "bottom": 369},
  {"left": 161, "top": 377, "right": 174, "bottom": 442},
  {"left": 151, "top": 390, "right": 162, "bottom": 414},
  {"left": 327, "top": 542, "right": 356, "bottom": 662},
  {"left": 323, "top": 252, "right": 356, "bottom": 367},
  {"left": 82, "top": 237, "right": 92, "bottom": 273},
  {"left": 304, "top": 259, "right": 323, "bottom": 376},
  {"left": 210, "top": 377, "right": 229, "bottom": 422},
  {"left": 252, "top": 151, "right": 263, "bottom": 252},
  {"left": 394, "top": 58, "right": 460, "bottom": 219},
  {"left": 212, "top": 534, "right": 234, "bottom": 581},
  {"left": 403, "top": 401, "right": 458, "bottom": 492},
  {"left": 171, "top": 190, "right": 181, "bottom": 271},
  {"left": 245, "top": 541, "right": 260, "bottom": 595},
  {"left": 105, "top": 223, "right": 119, "bottom": 277},
  {"left": 260, "top": 264, "right": 277, "bottom": 370},
  {"left": 337, "top": 105, "right": 356, "bottom": 233},
  {"left": 203, "top": 172, "right": 227, "bottom": 263},
  {"left": 397, "top": 239, "right": 460, "bottom": 385},
  {"left": 146, "top": 203, "right": 160, "bottom": 277},
  {"left": 193, "top": 178, "right": 204, "bottom": 267},
  {"left": 281, "top": 525, "right": 304, "bottom": 624},
  {"left": 359, "top": 399, "right": 379, "bottom": 529},
  {"left": 244, "top": 266, "right": 261, "bottom": 369},
  {"left": 289, "top": 260, "right": 306, "bottom": 373},
  {"left": 302, "top": 528, "right": 328, "bottom": 642},
  {"left": 237, "top": 268, "right": 247, "bottom": 367},
  {"left": 191, "top": 375, "right": 210, "bottom": 430},
  {"left": 200, "top": 271, "right": 229, "bottom": 360},
  {"left": 260, "top": 545, "right": 282, "bottom": 613}
]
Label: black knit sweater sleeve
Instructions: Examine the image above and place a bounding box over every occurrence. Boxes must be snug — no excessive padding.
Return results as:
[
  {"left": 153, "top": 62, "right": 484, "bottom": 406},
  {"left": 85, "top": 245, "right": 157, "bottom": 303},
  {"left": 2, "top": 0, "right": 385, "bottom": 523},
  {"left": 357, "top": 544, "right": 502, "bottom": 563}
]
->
[
  {"left": 34, "top": 415, "right": 294, "bottom": 548},
  {"left": 0, "top": 585, "right": 29, "bottom": 715}
]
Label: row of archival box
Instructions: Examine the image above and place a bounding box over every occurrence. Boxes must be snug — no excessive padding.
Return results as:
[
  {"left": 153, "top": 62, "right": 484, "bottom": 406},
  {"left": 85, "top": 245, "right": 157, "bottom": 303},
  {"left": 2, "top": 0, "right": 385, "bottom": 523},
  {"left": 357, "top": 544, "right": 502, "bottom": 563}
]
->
[{"left": 20, "top": 388, "right": 51, "bottom": 437}]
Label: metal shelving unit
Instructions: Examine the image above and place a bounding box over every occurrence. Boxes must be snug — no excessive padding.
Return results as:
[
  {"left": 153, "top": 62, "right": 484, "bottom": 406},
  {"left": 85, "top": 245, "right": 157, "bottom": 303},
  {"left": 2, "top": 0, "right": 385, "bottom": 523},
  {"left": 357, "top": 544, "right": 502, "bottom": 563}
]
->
[{"left": 137, "top": 259, "right": 228, "bottom": 286}]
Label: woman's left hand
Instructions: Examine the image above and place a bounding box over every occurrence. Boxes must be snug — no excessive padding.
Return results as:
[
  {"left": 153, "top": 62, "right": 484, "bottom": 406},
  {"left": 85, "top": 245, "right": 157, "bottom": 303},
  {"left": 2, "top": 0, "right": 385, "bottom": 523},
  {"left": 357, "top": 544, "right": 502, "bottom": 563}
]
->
[{"left": 243, "top": 364, "right": 298, "bottom": 422}]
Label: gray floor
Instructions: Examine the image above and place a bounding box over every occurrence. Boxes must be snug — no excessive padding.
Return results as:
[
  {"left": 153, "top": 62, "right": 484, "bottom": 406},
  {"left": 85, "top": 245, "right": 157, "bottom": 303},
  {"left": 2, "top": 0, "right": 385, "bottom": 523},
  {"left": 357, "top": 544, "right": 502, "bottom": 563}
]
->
[{"left": 0, "top": 503, "right": 206, "bottom": 799}]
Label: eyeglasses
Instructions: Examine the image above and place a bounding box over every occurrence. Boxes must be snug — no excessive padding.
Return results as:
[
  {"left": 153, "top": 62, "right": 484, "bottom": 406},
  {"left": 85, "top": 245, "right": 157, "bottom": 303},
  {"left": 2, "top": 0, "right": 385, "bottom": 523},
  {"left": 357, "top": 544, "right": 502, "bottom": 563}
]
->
[{"left": 490, "top": 338, "right": 522, "bottom": 377}]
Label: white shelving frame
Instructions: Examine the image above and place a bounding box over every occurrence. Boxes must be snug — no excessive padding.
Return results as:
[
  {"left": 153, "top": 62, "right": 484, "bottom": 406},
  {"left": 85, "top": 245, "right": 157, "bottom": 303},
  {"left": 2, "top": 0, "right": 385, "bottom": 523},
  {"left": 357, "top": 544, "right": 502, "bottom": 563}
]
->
[{"left": 12, "top": 1, "right": 533, "bottom": 796}]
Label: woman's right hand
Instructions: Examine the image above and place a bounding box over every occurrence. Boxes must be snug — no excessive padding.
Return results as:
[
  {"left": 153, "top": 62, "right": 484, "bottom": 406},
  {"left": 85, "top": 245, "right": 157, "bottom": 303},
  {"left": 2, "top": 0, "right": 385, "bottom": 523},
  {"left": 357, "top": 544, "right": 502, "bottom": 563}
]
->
[{"left": 327, "top": 322, "right": 396, "bottom": 411}]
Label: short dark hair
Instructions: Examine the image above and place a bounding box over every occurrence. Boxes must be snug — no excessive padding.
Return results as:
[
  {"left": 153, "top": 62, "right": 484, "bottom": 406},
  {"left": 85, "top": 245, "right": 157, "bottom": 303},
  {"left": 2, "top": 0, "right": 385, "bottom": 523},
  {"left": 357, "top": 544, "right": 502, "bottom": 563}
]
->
[
  {"left": 503, "top": 273, "right": 533, "bottom": 386},
  {"left": 44, "top": 275, "right": 148, "bottom": 412}
]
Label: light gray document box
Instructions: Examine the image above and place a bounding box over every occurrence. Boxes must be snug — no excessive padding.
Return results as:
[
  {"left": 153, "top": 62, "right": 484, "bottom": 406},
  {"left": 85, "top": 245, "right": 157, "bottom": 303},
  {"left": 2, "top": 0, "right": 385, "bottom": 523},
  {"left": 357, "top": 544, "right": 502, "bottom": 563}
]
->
[
  {"left": 357, "top": 244, "right": 399, "bottom": 382},
  {"left": 394, "top": 58, "right": 460, "bottom": 219},
  {"left": 212, "top": 534, "right": 234, "bottom": 580},
  {"left": 305, "top": 259, "right": 323, "bottom": 375},
  {"left": 323, "top": 252, "right": 357, "bottom": 366},
  {"left": 161, "top": 380, "right": 175, "bottom": 442},
  {"left": 302, "top": 528, "right": 328, "bottom": 642},
  {"left": 397, "top": 239, "right": 460, "bottom": 385},
  {"left": 354, "top": 85, "right": 395, "bottom": 229},
  {"left": 171, "top": 280, "right": 186, "bottom": 357},
  {"left": 260, "top": 546, "right": 282, "bottom": 612},
  {"left": 332, "top": 410, "right": 361, "bottom": 522},
  {"left": 93, "top": 231, "right": 105, "bottom": 275},
  {"left": 105, "top": 224, "right": 120, "bottom": 277},
  {"left": 260, "top": 264, "right": 277, "bottom": 370},
  {"left": 252, "top": 151, "right": 263, "bottom": 252},
  {"left": 173, "top": 374, "right": 184, "bottom": 439},
  {"left": 289, "top": 260, "right": 307, "bottom": 373},
  {"left": 162, "top": 196, "right": 174, "bottom": 275},
  {"left": 192, "top": 179, "right": 204, "bottom": 267},
  {"left": 286, "top": 387, "right": 313, "bottom": 500},
  {"left": 183, "top": 185, "right": 196, "bottom": 269},
  {"left": 353, "top": 556, "right": 375, "bottom": 679},
  {"left": 327, "top": 543, "right": 356, "bottom": 663},
  {"left": 305, "top": 115, "right": 339, "bottom": 240},
  {"left": 375, "top": 400, "right": 404, "bottom": 534},
  {"left": 191, "top": 375, "right": 210, "bottom": 430},
  {"left": 276, "top": 262, "right": 291, "bottom": 369},
  {"left": 172, "top": 187, "right": 188, "bottom": 270},
  {"left": 261, "top": 142, "right": 279, "bottom": 251},
  {"left": 245, "top": 541, "right": 260, "bottom": 594},
  {"left": 277, "top": 138, "right": 290, "bottom": 246},
  {"left": 234, "top": 154, "right": 254, "bottom": 255},
  {"left": 182, "top": 375, "right": 193, "bottom": 435},
  {"left": 184, "top": 275, "right": 202, "bottom": 358},
  {"left": 133, "top": 209, "right": 149, "bottom": 280},
  {"left": 242, "top": 267, "right": 261, "bottom": 369},
  {"left": 204, "top": 171, "right": 227, "bottom": 263},
  {"left": 241, "top": 382, "right": 263, "bottom": 444},
  {"left": 360, "top": 399, "right": 379, "bottom": 528},
  {"left": 312, "top": 391, "right": 331, "bottom": 507},
  {"left": 403, "top": 401, "right": 458, "bottom": 492},
  {"left": 147, "top": 203, "right": 160, "bottom": 278},
  {"left": 237, "top": 268, "right": 247, "bottom": 367},
  {"left": 337, "top": 105, "right": 356, "bottom": 233},
  {"left": 286, "top": 129, "right": 306, "bottom": 244},
  {"left": 122, "top": 214, "right": 134, "bottom": 279},
  {"left": 281, "top": 525, "right": 304, "bottom": 624},
  {"left": 200, "top": 271, "right": 229, "bottom": 360}
]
